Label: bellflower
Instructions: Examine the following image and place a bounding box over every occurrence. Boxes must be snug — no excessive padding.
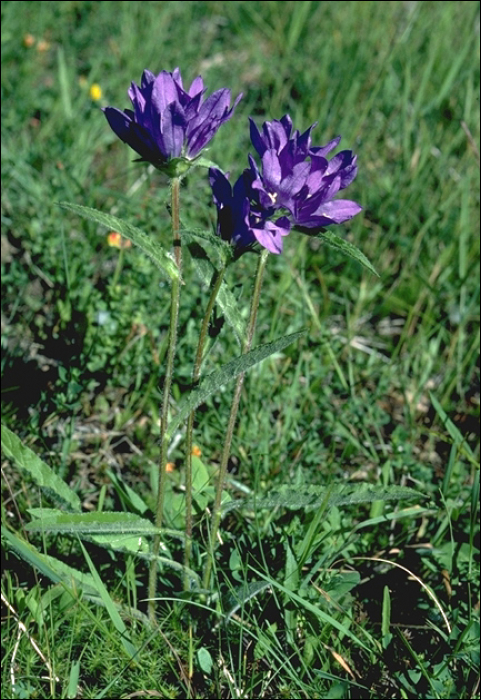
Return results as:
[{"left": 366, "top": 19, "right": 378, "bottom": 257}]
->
[
  {"left": 209, "top": 167, "right": 291, "bottom": 255},
  {"left": 103, "top": 68, "right": 242, "bottom": 175},
  {"left": 210, "top": 115, "right": 361, "bottom": 255},
  {"left": 249, "top": 115, "right": 362, "bottom": 229}
]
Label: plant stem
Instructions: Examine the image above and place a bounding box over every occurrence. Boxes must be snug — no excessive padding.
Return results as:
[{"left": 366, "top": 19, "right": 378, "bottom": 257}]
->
[
  {"left": 183, "top": 265, "right": 227, "bottom": 590},
  {"left": 111, "top": 245, "right": 125, "bottom": 289},
  {"left": 148, "top": 177, "right": 182, "bottom": 622},
  {"left": 202, "top": 248, "right": 269, "bottom": 591}
]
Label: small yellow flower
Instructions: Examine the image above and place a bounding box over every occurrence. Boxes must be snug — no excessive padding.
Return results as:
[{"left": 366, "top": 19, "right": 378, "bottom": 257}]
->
[
  {"left": 90, "top": 83, "right": 102, "bottom": 101},
  {"left": 23, "top": 33, "right": 35, "bottom": 48},
  {"left": 191, "top": 445, "right": 202, "bottom": 457}
]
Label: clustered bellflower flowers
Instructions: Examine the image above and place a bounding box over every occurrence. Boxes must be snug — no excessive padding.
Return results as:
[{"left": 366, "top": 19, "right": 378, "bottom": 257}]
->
[
  {"left": 210, "top": 114, "right": 362, "bottom": 255},
  {"left": 103, "top": 67, "right": 242, "bottom": 176}
]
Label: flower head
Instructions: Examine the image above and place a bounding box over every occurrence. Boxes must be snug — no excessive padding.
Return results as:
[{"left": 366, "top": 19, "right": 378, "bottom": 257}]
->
[
  {"left": 103, "top": 68, "right": 242, "bottom": 175},
  {"left": 210, "top": 115, "right": 361, "bottom": 255},
  {"left": 250, "top": 116, "right": 361, "bottom": 229}
]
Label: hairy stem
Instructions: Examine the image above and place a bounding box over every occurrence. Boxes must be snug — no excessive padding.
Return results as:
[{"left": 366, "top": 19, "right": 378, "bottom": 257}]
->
[
  {"left": 203, "top": 249, "right": 269, "bottom": 590},
  {"left": 148, "top": 177, "right": 182, "bottom": 622}
]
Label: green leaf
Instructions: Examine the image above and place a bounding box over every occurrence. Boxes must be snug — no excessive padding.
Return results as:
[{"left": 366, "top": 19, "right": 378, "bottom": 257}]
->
[
  {"left": 67, "top": 659, "right": 80, "bottom": 700},
  {"left": 106, "top": 469, "right": 149, "bottom": 515},
  {"left": 165, "top": 330, "right": 306, "bottom": 441},
  {"left": 25, "top": 510, "right": 161, "bottom": 535},
  {"left": 191, "top": 455, "right": 211, "bottom": 493},
  {"left": 197, "top": 647, "right": 214, "bottom": 675},
  {"left": 58, "top": 202, "right": 179, "bottom": 281},
  {"left": 223, "top": 483, "right": 422, "bottom": 514},
  {"left": 382, "top": 585, "right": 392, "bottom": 649},
  {"left": 314, "top": 229, "right": 379, "bottom": 276},
  {"left": 1, "top": 425, "right": 81, "bottom": 512}
]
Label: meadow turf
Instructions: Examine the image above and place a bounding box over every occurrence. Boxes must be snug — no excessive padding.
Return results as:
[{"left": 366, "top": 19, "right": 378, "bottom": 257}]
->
[{"left": 1, "top": 1, "right": 479, "bottom": 698}]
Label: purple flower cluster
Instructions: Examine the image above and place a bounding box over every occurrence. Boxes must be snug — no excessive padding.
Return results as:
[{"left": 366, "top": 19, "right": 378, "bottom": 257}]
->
[
  {"left": 210, "top": 115, "right": 361, "bottom": 255},
  {"left": 103, "top": 67, "right": 361, "bottom": 256},
  {"left": 103, "top": 68, "right": 242, "bottom": 171}
]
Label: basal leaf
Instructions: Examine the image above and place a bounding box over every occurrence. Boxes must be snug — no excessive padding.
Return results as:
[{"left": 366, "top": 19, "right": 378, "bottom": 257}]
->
[
  {"left": 223, "top": 483, "right": 422, "bottom": 514},
  {"left": 59, "top": 202, "right": 179, "bottom": 281},
  {"left": 1, "top": 425, "right": 81, "bottom": 512},
  {"left": 25, "top": 511, "right": 160, "bottom": 535}
]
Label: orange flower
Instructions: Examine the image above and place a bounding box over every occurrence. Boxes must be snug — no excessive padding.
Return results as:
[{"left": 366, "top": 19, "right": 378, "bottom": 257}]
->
[
  {"left": 107, "top": 232, "right": 132, "bottom": 249},
  {"left": 191, "top": 445, "right": 202, "bottom": 457},
  {"left": 23, "top": 34, "right": 35, "bottom": 48},
  {"left": 36, "top": 39, "right": 50, "bottom": 52},
  {"left": 165, "top": 462, "right": 175, "bottom": 473}
]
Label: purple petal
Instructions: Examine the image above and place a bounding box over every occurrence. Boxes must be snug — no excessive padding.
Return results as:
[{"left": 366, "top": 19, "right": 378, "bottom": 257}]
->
[
  {"left": 249, "top": 117, "right": 266, "bottom": 156},
  {"left": 252, "top": 218, "right": 290, "bottom": 254},
  {"left": 186, "top": 90, "right": 241, "bottom": 157},
  {"left": 140, "top": 70, "right": 156, "bottom": 88},
  {"left": 299, "top": 199, "right": 362, "bottom": 227},
  {"left": 151, "top": 71, "right": 179, "bottom": 116},
  {"left": 318, "top": 199, "right": 363, "bottom": 223},
  {"left": 209, "top": 167, "right": 232, "bottom": 207},
  {"left": 171, "top": 67, "right": 183, "bottom": 89},
  {"left": 261, "top": 150, "right": 282, "bottom": 190},
  {"left": 103, "top": 107, "right": 163, "bottom": 161},
  {"left": 310, "top": 137, "right": 341, "bottom": 158},
  {"left": 160, "top": 102, "right": 187, "bottom": 158},
  {"left": 195, "top": 88, "right": 233, "bottom": 122},
  {"left": 188, "top": 75, "right": 205, "bottom": 98}
]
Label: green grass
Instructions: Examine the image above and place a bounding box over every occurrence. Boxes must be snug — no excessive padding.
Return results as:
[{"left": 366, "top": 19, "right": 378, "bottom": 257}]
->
[{"left": 1, "top": 1, "right": 479, "bottom": 698}]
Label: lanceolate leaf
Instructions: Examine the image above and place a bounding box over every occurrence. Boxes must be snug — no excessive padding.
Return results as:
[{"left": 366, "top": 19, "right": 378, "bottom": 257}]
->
[
  {"left": 25, "top": 510, "right": 200, "bottom": 584},
  {"left": 222, "top": 483, "right": 422, "bottom": 514},
  {"left": 25, "top": 511, "right": 161, "bottom": 535},
  {"left": 165, "top": 330, "right": 306, "bottom": 442},
  {"left": 314, "top": 229, "right": 379, "bottom": 276},
  {"left": 59, "top": 202, "right": 179, "bottom": 281},
  {"left": 1, "top": 425, "right": 81, "bottom": 512}
]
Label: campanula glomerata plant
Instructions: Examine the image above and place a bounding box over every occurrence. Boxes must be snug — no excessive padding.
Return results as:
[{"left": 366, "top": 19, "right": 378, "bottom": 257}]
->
[{"left": 58, "top": 65, "right": 371, "bottom": 621}]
